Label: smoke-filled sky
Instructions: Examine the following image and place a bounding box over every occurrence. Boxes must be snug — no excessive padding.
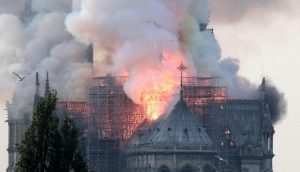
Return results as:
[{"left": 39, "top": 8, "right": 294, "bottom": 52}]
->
[
  {"left": 209, "top": 0, "right": 285, "bottom": 23},
  {"left": 0, "top": 0, "right": 298, "bottom": 171},
  {"left": 209, "top": 0, "right": 300, "bottom": 171}
]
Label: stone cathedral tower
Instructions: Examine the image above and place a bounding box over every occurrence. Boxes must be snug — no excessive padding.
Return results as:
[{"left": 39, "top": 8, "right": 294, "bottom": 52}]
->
[{"left": 6, "top": 72, "right": 49, "bottom": 172}]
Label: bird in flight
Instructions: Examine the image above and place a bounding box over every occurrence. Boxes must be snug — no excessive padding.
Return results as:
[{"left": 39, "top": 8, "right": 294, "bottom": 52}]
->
[
  {"left": 214, "top": 155, "right": 229, "bottom": 164},
  {"left": 12, "top": 72, "right": 25, "bottom": 81}
]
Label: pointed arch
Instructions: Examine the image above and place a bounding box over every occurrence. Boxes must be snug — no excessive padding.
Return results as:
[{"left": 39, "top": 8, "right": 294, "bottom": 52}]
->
[{"left": 158, "top": 165, "right": 171, "bottom": 172}]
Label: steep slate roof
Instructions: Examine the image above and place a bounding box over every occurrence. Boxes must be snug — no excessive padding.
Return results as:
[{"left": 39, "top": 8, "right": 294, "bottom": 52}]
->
[
  {"left": 221, "top": 100, "right": 262, "bottom": 146},
  {"left": 141, "top": 97, "right": 213, "bottom": 145}
]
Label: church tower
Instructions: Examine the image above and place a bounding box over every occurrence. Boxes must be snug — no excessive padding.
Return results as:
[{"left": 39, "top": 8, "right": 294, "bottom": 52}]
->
[
  {"left": 45, "top": 71, "right": 50, "bottom": 96},
  {"left": 261, "top": 78, "right": 275, "bottom": 172},
  {"left": 7, "top": 71, "right": 52, "bottom": 171},
  {"left": 33, "top": 72, "right": 40, "bottom": 108}
]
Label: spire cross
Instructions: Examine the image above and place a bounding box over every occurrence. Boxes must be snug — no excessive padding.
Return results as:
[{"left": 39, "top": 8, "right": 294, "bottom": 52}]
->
[{"left": 177, "top": 63, "right": 187, "bottom": 98}]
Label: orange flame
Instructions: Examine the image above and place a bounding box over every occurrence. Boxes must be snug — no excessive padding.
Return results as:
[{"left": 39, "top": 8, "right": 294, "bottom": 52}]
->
[
  {"left": 128, "top": 51, "right": 184, "bottom": 120},
  {"left": 141, "top": 74, "right": 178, "bottom": 120}
]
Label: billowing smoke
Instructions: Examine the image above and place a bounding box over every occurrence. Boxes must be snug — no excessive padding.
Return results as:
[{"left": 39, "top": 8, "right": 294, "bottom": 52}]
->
[
  {"left": 208, "top": 0, "right": 286, "bottom": 23},
  {"left": 31, "top": 0, "right": 72, "bottom": 13},
  {"left": 65, "top": 0, "right": 287, "bottom": 121},
  {"left": 0, "top": 0, "right": 286, "bottom": 123},
  {"left": 0, "top": 0, "right": 92, "bottom": 118},
  {"left": 66, "top": 0, "right": 189, "bottom": 119},
  {"left": 0, "top": 0, "right": 26, "bottom": 16},
  {"left": 261, "top": 79, "right": 287, "bottom": 124}
]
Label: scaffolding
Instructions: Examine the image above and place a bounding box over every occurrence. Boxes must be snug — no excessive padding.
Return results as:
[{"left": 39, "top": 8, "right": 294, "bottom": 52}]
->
[
  {"left": 59, "top": 76, "right": 229, "bottom": 172},
  {"left": 86, "top": 77, "right": 147, "bottom": 142},
  {"left": 87, "top": 138, "right": 119, "bottom": 172},
  {"left": 85, "top": 76, "right": 228, "bottom": 142},
  {"left": 85, "top": 77, "right": 149, "bottom": 172},
  {"left": 85, "top": 76, "right": 226, "bottom": 140},
  {"left": 181, "top": 77, "right": 227, "bottom": 142},
  {"left": 56, "top": 101, "right": 90, "bottom": 131}
]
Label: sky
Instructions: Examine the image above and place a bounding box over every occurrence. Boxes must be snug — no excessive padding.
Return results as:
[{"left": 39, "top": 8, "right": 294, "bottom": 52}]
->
[
  {"left": 209, "top": 0, "right": 300, "bottom": 171},
  {"left": 1, "top": 0, "right": 300, "bottom": 171}
]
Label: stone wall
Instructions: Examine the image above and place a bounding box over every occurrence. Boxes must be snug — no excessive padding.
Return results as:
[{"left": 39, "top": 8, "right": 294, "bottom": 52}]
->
[{"left": 126, "top": 153, "right": 216, "bottom": 172}]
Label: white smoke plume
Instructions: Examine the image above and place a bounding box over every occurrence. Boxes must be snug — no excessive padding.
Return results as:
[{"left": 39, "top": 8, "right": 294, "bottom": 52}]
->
[
  {"left": 66, "top": 0, "right": 188, "bottom": 119},
  {"left": 31, "top": 0, "right": 72, "bottom": 13},
  {"left": 0, "top": 0, "right": 286, "bottom": 122},
  {"left": 65, "top": 0, "right": 247, "bottom": 92},
  {"left": 0, "top": 0, "right": 92, "bottom": 118},
  {"left": 66, "top": 0, "right": 286, "bottom": 122},
  {"left": 65, "top": 0, "right": 253, "bottom": 118}
]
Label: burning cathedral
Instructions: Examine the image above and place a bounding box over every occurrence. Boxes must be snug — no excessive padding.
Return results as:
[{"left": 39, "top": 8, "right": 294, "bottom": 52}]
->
[
  {"left": 6, "top": 67, "right": 275, "bottom": 172},
  {"left": 4, "top": 1, "right": 281, "bottom": 172}
]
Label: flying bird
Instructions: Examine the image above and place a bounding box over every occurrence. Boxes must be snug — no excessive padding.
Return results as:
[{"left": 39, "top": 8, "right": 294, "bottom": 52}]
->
[
  {"left": 214, "top": 155, "right": 229, "bottom": 164},
  {"left": 13, "top": 72, "right": 25, "bottom": 81}
]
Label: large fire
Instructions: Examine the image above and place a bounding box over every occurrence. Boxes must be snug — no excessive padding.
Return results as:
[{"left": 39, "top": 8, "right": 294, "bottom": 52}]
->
[
  {"left": 140, "top": 76, "right": 177, "bottom": 120},
  {"left": 130, "top": 52, "right": 184, "bottom": 120},
  {"left": 60, "top": 68, "right": 228, "bottom": 141}
]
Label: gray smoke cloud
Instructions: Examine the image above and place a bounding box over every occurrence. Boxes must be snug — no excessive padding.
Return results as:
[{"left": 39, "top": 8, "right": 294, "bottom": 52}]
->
[
  {"left": 65, "top": 0, "right": 286, "bottom": 122},
  {"left": 0, "top": 0, "right": 287, "bottom": 123},
  {"left": 65, "top": 0, "right": 255, "bottom": 114},
  {"left": 260, "top": 79, "right": 287, "bottom": 124},
  {"left": 219, "top": 58, "right": 258, "bottom": 99},
  {"left": 0, "top": 0, "right": 26, "bottom": 16},
  {"left": 0, "top": 0, "right": 92, "bottom": 118},
  {"left": 31, "top": 0, "right": 72, "bottom": 13},
  {"left": 208, "top": 0, "right": 286, "bottom": 23}
]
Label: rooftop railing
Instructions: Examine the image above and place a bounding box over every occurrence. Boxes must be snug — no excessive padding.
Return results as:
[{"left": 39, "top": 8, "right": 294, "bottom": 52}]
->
[{"left": 126, "top": 144, "right": 215, "bottom": 154}]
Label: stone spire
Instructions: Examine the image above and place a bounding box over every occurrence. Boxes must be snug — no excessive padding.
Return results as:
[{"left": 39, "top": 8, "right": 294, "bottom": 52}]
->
[
  {"left": 177, "top": 63, "right": 187, "bottom": 99},
  {"left": 45, "top": 71, "right": 50, "bottom": 96},
  {"left": 33, "top": 72, "right": 40, "bottom": 107},
  {"left": 261, "top": 77, "right": 266, "bottom": 104},
  {"left": 260, "top": 77, "right": 275, "bottom": 172},
  {"left": 261, "top": 77, "right": 272, "bottom": 126}
]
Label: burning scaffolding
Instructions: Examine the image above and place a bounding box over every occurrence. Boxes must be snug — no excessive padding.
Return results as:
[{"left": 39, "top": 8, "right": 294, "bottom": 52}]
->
[
  {"left": 85, "top": 76, "right": 227, "bottom": 143},
  {"left": 182, "top": 77, "right": 227, "bottom": 144},
  {"left": 56, "top": 100, "right": 90, "bottom": 134},
  {"left": 56, "top": 76, "right": 228, "bottom": 172},
  {"left": 86, "top": 76, "right": 148, "bottom": 142},
  {"left": 7, "top": 71, "right": 271, "bottom": 172}
]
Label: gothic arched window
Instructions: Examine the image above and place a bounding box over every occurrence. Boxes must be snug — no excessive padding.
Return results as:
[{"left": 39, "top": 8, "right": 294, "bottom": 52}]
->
[{"left": 158, "top": 166, "right": 170, "bottom": 172}]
